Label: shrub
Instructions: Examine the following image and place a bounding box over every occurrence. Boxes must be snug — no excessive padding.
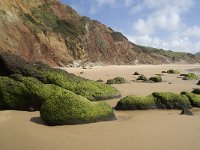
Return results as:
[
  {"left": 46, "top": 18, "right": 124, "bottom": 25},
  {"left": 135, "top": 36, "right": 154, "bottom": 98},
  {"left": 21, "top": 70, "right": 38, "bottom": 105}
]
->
[
  {"left": 167, "top": 69, "right": 180, "bottom": 74},
  {"left": 149, "top": 76, "right": 162, "bottom": 82},
  {"left": 0, "top": 53, "right": 120, "bottom": 101},
  {"left": 40, "top": 91, "right": 116, "bottom": 125},
  {"left": 106, "top": 77, "right": 126, "bottom": 84},
  {"left": 181, "top": 92, "right": 200, "bottom": 107},
  {"left": 115, "top": 95, "right": 156, "bottom": 110},
  {"left": 192, "top": 89, "right": 200, "bottom": 95},
  {"left": 152, "top": 92, "right": 191, "bottom": 109},
  {"left": 110, "top": 31, "right": 127, "bottom": 41},
  {"left": 137, "top": 74, "right": 147, "bottom": 81},
  {"left": 182, "top": 73, "right": 199, "bottom": 80}
]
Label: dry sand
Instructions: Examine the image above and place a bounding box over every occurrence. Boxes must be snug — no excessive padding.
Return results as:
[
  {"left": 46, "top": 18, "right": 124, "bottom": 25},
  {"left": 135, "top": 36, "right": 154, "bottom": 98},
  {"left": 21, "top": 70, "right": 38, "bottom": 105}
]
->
[{"left": 0, "top": 64, "right": 200, "bottom": 150}]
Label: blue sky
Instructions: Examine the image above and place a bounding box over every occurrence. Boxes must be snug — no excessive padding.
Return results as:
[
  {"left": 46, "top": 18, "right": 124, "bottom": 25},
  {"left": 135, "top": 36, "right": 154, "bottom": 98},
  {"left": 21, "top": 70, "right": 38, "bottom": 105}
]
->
[{"left": 61, "top": 0, "right": 200, "bottom": 54}]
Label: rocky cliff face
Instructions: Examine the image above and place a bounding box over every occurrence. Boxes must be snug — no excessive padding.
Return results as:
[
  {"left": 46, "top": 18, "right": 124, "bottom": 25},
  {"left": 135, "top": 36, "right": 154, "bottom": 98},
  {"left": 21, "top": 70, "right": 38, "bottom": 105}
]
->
[{"left": 0, "top": 0, "right": 199, "bottom": 66}]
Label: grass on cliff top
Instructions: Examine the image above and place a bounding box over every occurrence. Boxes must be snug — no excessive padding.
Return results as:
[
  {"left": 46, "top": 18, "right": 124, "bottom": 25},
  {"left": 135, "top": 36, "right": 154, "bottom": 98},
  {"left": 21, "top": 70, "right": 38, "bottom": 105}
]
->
[
  {"left": 142, "top": 46, "right": 193, "bottom": 58},
  {"left": 0, "top": 53, "right": 120, "bottom": 101},
  {"left": 116, "top": 92, "right": 192, "bottom": 110}
]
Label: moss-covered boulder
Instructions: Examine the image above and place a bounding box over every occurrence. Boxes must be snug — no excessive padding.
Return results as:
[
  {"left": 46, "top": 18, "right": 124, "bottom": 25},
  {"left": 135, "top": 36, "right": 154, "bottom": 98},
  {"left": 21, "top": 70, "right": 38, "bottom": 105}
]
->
[
  {"left": 106, "top": 77, "right": 126, "bottom": 84},
  {"left": 0, "top": 53, "right": 120, "bottom": 101},
  {"left": 137, "top": 74, "right": 147, "bottom": 81},
  {"left": 167, "top": 69, "right": 180, "bottom": 74},
  {"left": 116, "top": 92, "right": 192, "bottom": 110},
  {"left": 115, "top": 95, "right": 156, "bottom": 110},
  {"left": 149, "top": 76, "right": 162, "bottom": 82},
  {"left": 192, "top": 88, "right": 200, "bottom": 95},
  {"left": 181, "top": 92, "right": 200, "bottom": 107},
  {"left": 152, "top": 92, "right": 191, "bottom": 109},
  {"left": 0, "top": 76, "right": 62, "bottom": 110},
  {"left": 40, "top": 91, "right": 116, "bottom": 125},
  {"left": 0, "top": 75, "right": 116, "bottom": 125},
  {"left": 182, "top": 73, "right": 199, "bottom": 80}
]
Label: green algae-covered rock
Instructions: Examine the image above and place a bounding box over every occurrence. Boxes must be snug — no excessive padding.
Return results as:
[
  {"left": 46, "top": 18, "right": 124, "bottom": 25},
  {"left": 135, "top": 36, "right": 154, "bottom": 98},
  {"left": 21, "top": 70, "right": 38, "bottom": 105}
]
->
[
  {"left": 115, "top": 95, "right": 156, "bottom": 110},
  {"left": 192, "top": 88, "right": 200, "bottom": 95},
  {"left": 0, "top": 75, "right": 116, "bottom": 125},
  {"left": 167, "top": 69, "right": 180, "bottom": 74},
  {"left": 0, "top": 53, "right": 120, "bottom": 101},
  {"left": 116, "top": 92, "right": 192, "bottom": 110},
  {"left": 40, "top": 91, "right": 116, "bottom": 125},
  {"left": 0, "top": 75, "right": 66, "bottom": 110},
  {"left": 152, "top": 92, "right": 191, "bottom": 109},
  {"left": 181, "top": 92, "right": 200, "bottom": 107},
  {"left": 106, "top": 77, "right": 126, "bottom": 84},
  {"left": 137, "top": 74, "right": 147, "bottom": 81},
  {"left": 149, "top": 76, "right": 162, "bottom": 82},
  {"left": 182, "top": 73, "right": 199, "bottom": 80}
]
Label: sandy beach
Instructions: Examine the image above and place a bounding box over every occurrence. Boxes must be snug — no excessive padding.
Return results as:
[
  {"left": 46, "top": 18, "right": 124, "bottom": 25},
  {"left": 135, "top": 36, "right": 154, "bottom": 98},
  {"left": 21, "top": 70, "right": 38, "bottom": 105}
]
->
[{"left": 0, "top": 64, "right": 200, "bottom": 150}]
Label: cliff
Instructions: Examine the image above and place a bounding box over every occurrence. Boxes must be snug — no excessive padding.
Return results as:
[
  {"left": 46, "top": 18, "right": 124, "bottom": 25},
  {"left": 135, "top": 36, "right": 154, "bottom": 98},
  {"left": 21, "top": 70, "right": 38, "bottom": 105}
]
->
[{"left": 0, "top": 0, "right": 199, "bottom": 66}]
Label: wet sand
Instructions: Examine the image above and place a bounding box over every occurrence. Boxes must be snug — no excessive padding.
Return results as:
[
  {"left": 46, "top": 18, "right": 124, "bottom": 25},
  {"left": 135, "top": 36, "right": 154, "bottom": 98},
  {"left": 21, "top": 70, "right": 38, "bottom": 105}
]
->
[{"left": 0, "top": 65, "right": 200, "bottom": 150}]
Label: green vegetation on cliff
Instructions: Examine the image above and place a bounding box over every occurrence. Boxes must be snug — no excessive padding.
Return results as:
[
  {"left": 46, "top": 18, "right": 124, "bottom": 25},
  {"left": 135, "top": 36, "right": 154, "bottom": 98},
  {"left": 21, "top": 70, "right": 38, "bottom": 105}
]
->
[{"left": 22, "top": 2, "right": 85, "bottom": 38}]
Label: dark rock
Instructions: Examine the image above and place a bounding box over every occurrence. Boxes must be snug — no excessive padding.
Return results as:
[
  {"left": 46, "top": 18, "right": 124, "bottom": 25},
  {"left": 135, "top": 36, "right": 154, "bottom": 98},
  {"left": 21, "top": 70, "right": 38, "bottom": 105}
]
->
[
  {"left": 133, "top": 72, "right": 140, "bottom": 75},
  {"left": 180, "top": 109, "right": 193, "bottom": 116}
]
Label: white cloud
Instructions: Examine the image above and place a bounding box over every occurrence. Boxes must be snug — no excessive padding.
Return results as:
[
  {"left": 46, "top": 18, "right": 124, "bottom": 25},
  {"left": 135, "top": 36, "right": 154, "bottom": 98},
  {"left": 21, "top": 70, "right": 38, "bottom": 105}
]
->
[
  {"left": 127, "top": 0, "right": 200, "bottom": 53},
  {"left": 132, "top": 0, "right": 193, "bottom": 35}
]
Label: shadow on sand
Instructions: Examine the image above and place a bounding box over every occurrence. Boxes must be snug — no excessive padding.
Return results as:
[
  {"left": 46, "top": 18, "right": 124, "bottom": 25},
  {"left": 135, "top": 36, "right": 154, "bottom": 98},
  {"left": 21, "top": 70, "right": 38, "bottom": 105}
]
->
[{"left": 30, "top": 117, "right": 47, "bottom": 125}]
